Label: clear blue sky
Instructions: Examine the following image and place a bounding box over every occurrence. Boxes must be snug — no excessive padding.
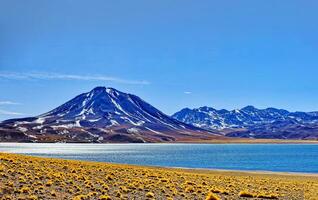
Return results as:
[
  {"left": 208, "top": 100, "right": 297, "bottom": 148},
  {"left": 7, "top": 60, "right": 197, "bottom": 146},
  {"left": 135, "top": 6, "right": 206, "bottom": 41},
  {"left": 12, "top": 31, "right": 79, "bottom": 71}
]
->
[{"left": 1, "top": 0, "right": 318, "bottom": 121}]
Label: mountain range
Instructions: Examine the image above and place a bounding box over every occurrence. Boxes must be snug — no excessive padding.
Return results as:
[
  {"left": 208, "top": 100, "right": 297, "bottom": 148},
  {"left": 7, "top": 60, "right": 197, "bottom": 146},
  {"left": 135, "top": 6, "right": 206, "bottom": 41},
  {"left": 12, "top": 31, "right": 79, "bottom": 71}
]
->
[
  {"left": 172, "top": 106, "right": 318, "bottom": 139},
  {"left": 1, "top": 87, "right": 318, "bottom": 142},
  {"left": 0, "top": 87, "right": 220, "bottom": 143}
]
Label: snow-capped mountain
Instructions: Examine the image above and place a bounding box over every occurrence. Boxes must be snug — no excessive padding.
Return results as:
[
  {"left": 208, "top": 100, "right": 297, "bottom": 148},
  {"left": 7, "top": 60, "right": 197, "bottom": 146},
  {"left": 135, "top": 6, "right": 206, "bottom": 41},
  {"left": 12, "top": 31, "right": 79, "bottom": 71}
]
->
[
  {"left": 0, "top": 87, "right": 219, "bottom": 143},
  {"left": 37, "top": 86, "right": 189, "bottom": 129},
  {"left": 173, "top": 106, "right": 318, "bottom": 130},
  {"left": 172, "top": 106, "right": 318, "bottom": 139}
]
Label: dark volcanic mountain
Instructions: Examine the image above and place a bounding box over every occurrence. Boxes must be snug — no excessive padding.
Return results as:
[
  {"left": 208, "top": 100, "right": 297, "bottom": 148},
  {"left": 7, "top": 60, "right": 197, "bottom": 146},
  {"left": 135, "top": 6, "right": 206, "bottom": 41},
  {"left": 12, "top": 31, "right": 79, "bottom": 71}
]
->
[
  {"left": 0, "top": 87, "right": 220, "bottom": 143},
  {"left": 172, "top": 106, "right": 318, "bottom": 140}
]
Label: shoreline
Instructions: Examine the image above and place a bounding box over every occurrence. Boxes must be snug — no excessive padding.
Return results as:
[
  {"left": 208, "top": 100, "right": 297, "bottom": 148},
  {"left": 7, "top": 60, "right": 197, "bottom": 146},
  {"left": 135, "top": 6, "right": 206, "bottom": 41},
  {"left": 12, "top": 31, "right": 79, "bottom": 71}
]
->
[
  {"left": 1, "top": 138, "right": 318, "bottom": 144},
  {"left": 166, "top": 166, "right": 318, "bottom": 178},
  {"left": 1, "top": 152, "right": 318, "bottom": 199},
  {"left": 1, "top": 142, "right": 318, "bottom": 178},
  {"left": 2, "top": 151, "right": 318, "bottom": 177}
]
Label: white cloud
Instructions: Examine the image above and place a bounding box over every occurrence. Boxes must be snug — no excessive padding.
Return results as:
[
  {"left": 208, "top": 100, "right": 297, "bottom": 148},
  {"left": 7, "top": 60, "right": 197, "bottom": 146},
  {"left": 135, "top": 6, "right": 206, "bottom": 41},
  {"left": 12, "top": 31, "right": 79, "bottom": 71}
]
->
[
  {"left": 0, "top": 101, "right": 20, "bottom": 105},
  {"left": 0, "top": 72, "right": 150, "bottom": 85},
  {"left": 184, "top": 91, "right": 192, "bottom": 94},
  {"left": 0, "top": 100, "right": 23, "bottom": 116},
  {"left": 0, "top": 109, "right": 24, "bottom": 115}
]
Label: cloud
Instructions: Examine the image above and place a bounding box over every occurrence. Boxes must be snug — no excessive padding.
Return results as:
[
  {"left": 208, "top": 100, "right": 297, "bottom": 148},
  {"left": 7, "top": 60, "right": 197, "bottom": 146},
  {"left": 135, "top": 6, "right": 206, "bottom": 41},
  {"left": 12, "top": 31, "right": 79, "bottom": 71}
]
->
[
  {"left": 184, "top": 91, "right": 192, "bottom": 94},
  {"left": 0, "top": 109, "right": 24, "bottom": 115},
  {"left": 0, "top": 101, "right": 21, "bottom": 105},
  {"left": 0, "top": 101, "right": 23, "bottom": 116},
  {"left": 0, "top": 72, "right": 150, "bottom": 85}
]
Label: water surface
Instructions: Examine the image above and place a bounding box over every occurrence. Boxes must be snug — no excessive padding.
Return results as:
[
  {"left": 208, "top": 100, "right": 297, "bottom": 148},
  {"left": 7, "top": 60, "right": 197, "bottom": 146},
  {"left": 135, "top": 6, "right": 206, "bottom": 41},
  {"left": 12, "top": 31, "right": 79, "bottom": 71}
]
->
[{"left": 1, "top": 143, "right": 318, "bottom": 173}]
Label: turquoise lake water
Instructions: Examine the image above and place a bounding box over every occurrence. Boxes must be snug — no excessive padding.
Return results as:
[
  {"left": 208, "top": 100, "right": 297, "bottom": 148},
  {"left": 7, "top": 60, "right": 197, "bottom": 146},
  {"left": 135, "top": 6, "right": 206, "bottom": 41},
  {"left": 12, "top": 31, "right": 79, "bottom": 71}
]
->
[{"left": 1, "top": 143, "right": 317, "bottom": 173}]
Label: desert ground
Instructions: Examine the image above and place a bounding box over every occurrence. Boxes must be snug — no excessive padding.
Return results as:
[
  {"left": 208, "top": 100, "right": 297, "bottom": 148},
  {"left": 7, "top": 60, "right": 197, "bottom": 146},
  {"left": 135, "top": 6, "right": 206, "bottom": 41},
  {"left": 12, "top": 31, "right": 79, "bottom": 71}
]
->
[{"left": 0, "top": 153, "right": 317, "bottom": 200}]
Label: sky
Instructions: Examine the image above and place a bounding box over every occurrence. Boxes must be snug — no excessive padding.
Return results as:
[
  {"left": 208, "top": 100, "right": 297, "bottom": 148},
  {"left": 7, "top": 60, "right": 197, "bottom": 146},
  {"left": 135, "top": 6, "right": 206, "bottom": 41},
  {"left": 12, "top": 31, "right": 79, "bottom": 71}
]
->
[{"left": 0, "top": 0, "right": 318, "bottom": 121}]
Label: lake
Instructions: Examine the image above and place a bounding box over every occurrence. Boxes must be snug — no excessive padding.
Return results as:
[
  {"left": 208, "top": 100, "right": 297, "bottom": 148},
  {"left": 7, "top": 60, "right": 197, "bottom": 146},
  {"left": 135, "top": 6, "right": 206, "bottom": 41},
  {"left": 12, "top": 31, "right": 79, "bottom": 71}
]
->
[{"left": 1, "top": 143, "right": 318, "bottom": 173}]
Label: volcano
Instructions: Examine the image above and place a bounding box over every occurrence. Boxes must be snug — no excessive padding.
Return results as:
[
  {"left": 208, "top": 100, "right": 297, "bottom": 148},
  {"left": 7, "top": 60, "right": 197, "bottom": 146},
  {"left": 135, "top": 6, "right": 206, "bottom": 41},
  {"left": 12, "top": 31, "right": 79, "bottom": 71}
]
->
[{"left": 0, "top": 87, "right": 220, "bottom": 143}]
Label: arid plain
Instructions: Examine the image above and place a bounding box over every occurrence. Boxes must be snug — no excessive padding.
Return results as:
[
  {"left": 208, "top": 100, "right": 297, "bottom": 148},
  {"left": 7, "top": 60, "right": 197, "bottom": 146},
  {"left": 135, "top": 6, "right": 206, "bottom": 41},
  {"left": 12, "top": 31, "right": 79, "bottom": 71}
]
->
[{"left": 1, "top": 153, "right": 317, "bottom": 200}]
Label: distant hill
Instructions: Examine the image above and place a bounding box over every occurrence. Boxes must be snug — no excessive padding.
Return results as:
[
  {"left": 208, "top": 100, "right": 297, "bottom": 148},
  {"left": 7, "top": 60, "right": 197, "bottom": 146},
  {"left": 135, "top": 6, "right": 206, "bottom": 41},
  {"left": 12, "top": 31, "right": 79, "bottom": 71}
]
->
[
  {"left": 172, "top": 106, "right": 318, "bottom": 140},
  {"left": 0, "top": 87, "right": 221, "bottom": 143}
]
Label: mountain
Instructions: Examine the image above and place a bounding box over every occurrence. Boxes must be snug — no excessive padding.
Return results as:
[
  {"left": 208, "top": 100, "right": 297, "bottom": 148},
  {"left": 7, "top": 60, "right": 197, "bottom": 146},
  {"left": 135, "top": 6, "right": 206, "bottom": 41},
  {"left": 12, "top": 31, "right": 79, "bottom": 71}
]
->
[
  {"left": 172, "top": 106, "right": 318, "bottom": 139},
  {"left": 0, "top": 87, "right": 221, "bottom": 143}
]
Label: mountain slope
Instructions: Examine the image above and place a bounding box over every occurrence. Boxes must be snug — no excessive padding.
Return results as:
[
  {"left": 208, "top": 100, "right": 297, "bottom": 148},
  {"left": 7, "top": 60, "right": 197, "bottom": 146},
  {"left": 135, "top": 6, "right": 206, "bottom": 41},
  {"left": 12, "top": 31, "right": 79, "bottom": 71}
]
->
[
  {"left": 0, "top": 87, "right": 220, "bottom": 143},
  {"left": 172, "top": 106, "right": 318, "bottom": 139}
]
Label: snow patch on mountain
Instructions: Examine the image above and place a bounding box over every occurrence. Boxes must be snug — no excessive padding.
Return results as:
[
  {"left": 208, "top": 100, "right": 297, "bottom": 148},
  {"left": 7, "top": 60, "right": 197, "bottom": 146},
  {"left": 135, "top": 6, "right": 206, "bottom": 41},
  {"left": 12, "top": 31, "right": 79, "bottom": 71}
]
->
[{"left": 172, "top": 106, "right": 318, "bottom": 130}]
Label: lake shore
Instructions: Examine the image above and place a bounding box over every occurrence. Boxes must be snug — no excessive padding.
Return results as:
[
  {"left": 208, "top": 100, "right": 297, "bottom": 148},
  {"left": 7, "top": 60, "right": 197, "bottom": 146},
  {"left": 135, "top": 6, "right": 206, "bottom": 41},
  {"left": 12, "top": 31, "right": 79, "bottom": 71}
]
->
[
  {"left": 1, "top": 138, "right": 318, "bottom": 144},
  {"left": 166, "top": 166, "right": 318, "bottom": 178},
  {"left": 174, "top": 138, "right": 318, "bottom": 144},
  {"left": 1, "top": 152, "right": 317, "bottom": 200}
]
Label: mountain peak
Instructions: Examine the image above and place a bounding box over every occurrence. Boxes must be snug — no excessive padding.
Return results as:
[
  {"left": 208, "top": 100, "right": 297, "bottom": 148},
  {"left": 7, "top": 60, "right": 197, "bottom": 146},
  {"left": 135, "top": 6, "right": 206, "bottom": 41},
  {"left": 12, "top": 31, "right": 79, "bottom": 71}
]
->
[
  {"left": 198, "top": 106, "right": 217, "bottom": 112},
  {"left": 91, "top": 86, "right": 107, "bottom": 91},
  {"left": 241, "top": 105, "right": 257, "bottom": 111},
  {"left": 90, "top": 86, "right": 119, "bottom": 93},
  {"left": 38, "top": 86, "right": 202, "bottom": 133},
  {"left": 88, "top": 87, "right": 125, "bottom": 100}
]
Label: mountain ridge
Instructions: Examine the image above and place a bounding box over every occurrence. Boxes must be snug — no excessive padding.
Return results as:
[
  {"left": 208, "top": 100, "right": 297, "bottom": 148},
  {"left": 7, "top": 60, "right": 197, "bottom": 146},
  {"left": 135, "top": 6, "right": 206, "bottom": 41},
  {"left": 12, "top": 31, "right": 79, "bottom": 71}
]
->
[
  {"left": 172, "top": 105, "right": 318, "bottom": 139},
  {"left": 1, "top": 87, "right": 318, "bottom": 142}
]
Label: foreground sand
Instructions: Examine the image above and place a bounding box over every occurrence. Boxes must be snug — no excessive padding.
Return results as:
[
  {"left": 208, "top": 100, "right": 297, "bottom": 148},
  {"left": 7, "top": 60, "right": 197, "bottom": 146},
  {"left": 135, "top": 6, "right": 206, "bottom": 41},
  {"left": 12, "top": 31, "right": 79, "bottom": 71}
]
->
[{"left": 0, "top": 153, "right": 318, "bottom": 200}]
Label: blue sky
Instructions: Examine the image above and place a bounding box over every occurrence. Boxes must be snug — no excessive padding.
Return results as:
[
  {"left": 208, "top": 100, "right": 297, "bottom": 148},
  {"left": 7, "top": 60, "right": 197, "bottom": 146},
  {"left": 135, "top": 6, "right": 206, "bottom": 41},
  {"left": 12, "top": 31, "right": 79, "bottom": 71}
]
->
[{"left": 0, "top": 0, "right": 318, "bottom": 121}]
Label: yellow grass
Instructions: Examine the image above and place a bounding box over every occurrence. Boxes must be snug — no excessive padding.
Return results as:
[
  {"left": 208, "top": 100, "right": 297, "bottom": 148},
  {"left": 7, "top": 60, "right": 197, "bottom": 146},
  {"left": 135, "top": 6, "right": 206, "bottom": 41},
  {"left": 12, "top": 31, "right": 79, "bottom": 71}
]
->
[{"left": 0, "top": 153, "right": 318, "bottom": 199}]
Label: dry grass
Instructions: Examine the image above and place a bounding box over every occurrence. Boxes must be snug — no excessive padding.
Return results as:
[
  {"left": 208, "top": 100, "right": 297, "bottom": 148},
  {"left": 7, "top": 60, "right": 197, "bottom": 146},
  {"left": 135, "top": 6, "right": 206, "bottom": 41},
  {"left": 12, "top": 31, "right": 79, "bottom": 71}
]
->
[{"left": 0, "top": 153, "right": 318, "bottom": 199}]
